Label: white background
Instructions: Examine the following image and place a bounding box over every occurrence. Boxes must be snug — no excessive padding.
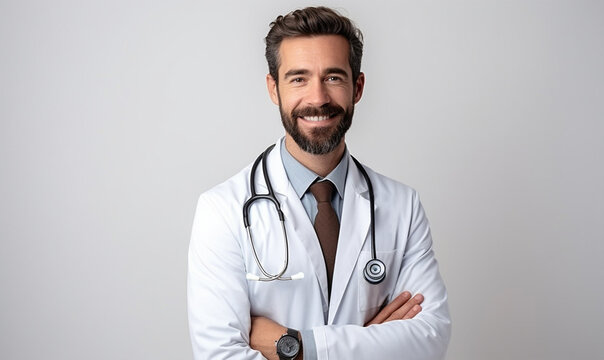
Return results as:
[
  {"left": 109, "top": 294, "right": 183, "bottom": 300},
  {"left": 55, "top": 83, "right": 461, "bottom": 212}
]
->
[{"left": 1, "top": 1, "right": 603, "bottom": 359}]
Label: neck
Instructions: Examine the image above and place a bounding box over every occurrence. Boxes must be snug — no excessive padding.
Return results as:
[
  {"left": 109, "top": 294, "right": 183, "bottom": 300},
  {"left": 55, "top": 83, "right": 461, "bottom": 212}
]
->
[{"left": 284, "top": 135, "right": 346, "bottom": 177}]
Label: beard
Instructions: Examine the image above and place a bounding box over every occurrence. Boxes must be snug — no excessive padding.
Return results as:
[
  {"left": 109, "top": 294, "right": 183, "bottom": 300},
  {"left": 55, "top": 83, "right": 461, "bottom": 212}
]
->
[{"left": 279, "top": 100, "right": 354, "bottom": 155}]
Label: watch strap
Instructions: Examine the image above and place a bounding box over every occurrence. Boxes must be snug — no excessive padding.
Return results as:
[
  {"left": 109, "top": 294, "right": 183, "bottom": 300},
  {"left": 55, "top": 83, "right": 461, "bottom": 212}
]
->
[{"left": 287, "top": 328, "right": 299, "bottom": 339}]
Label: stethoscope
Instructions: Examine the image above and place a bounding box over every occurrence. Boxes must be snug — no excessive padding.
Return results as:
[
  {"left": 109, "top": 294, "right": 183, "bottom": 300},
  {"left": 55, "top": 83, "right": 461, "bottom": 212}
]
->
[{"left": 243, "top": 144, "right": 386, "bottom": 285}]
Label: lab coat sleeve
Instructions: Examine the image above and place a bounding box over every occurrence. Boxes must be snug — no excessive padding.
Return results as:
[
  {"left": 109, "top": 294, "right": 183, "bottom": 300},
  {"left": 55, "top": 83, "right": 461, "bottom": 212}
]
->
[
  {"left": 313, "top": 191, "right": 451, "bottom": 359},
  {"left": 187, "top": 192, "right": 264, "bottom": 360}
]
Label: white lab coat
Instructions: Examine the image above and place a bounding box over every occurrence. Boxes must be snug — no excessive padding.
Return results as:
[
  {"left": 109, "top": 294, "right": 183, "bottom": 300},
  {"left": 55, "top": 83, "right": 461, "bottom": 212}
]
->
[{"left": 188, "top": 138, "right": 451, "bottom": 359}]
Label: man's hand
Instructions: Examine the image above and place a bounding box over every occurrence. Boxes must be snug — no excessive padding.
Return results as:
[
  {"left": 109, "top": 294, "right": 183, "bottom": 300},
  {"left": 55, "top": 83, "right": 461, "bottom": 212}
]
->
[
  {"left": 250, "top": 291, "right": 422, "bottom": 358},
  {"left": 365, "top": 291, "right": 424, "bottom": 326},
  {"left": 250, "top": 316, "right": 303, "bottom": 360}
]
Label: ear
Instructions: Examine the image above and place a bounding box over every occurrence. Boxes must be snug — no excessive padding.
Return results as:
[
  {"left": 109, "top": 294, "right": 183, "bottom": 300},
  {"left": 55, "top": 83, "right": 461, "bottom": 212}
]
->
[
  {"left": 266, "top": 74, "right": 279, "bottom": 105},
  {"left": 353, "top": 72, "right": 365, "bottom": 104}
]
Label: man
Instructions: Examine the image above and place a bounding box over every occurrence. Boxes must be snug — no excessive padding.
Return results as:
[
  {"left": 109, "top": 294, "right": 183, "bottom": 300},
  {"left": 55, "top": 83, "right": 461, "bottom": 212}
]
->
[{"left": 188, "top": 6, "right": 451, "bottom": 360}]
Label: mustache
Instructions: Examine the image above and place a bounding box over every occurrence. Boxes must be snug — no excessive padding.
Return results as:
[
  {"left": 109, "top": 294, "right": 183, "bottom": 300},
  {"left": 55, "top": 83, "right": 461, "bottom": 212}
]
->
[{"left": 291, "top": 104, "right": 345, "bottom": 118}]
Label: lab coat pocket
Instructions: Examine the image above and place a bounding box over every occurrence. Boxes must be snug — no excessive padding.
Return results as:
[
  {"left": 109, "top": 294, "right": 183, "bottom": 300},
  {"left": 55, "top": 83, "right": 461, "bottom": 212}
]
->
[{"left": 358, "top": 249, "right": 402, "bottom": 311}]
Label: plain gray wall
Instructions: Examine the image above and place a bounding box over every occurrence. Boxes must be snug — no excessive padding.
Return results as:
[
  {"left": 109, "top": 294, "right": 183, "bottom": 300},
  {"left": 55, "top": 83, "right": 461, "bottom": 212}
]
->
[{"left": 2, "top": 0, "right": 603, "bottom": 359}]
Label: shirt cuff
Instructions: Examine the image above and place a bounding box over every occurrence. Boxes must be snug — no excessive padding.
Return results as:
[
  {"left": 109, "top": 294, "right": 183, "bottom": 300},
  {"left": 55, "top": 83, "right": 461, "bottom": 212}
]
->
[{"left": 301, "top": 329, "right": 317, "bottom": 360}]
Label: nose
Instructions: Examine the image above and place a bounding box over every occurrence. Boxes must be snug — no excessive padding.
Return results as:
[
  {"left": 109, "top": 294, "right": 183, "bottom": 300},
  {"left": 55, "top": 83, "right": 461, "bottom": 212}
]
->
[{"left": 306, "top": 80, "right": 331, "bottom": 107}]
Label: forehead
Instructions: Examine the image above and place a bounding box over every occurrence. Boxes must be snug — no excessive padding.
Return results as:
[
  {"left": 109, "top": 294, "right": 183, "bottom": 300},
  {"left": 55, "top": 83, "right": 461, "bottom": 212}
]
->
[{"left": 278, "top": 35, "right": 351, "bottom": 77}]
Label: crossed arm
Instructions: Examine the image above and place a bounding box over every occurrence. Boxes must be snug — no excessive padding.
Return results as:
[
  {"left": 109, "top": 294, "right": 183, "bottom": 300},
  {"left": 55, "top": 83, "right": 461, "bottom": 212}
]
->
[
  {"left": 250, "top": 291, "right": 425, "bottom": 360},
  {"left": 189, "top": 190, "right": 450, "bottom": 359}
]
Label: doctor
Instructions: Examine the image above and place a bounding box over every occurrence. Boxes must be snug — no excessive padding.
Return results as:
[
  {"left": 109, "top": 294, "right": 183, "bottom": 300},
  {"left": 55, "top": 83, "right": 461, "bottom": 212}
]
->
[{"left": 188, "top": 6, "right": 451, "bottom": 360}]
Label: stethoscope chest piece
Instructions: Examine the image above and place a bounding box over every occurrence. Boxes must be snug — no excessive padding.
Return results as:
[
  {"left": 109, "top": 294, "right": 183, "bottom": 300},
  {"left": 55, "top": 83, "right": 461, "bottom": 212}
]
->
[{"left": 363, "top": 258, "right": 386, "bottom": 284}]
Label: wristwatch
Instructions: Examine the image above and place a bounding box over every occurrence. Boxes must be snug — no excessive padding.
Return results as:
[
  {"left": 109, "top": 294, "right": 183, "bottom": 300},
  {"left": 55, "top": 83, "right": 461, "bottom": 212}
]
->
[{"left": 276, "top": 328, "right": 301, "bottom": 360}]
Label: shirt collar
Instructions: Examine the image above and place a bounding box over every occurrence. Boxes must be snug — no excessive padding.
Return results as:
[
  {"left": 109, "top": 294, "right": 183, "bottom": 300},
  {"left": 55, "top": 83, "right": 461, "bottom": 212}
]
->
[{"left": 280, "top": 138, "right": 349, "bottom": 199}]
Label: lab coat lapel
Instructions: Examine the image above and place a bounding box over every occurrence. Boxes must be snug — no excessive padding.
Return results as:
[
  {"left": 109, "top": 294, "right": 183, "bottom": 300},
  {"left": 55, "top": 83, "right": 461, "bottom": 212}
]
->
[
  {"left": 328, "top": 155, "right": 370, "bottom": 323},
  {"left": 263, "top": 140, "right": 330, "bottom": 307}
]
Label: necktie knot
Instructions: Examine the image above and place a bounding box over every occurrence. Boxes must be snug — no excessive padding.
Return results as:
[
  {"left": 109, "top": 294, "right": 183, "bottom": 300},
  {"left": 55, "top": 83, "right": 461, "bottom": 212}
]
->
[{"left": 310, "top": 181, "right": 335, "bottom": 203}]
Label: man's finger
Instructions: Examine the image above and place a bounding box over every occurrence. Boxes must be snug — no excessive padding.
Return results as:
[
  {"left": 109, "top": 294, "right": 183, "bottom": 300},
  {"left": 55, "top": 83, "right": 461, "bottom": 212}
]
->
[
  {"left": 402, "top": 304, "right": 422, "bottom": 320},
  {"left": 386, "top": 293, "right": 424, "bottom": 322},
  {"left": 365, "top": 291, "right": 411, "bottom": 326}
]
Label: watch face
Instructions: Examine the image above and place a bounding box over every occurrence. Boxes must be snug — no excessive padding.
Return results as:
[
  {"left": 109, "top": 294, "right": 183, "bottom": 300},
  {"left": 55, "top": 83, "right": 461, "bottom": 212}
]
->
[{"left": 277, "top": 335, "right": 300, "bottom": 357}]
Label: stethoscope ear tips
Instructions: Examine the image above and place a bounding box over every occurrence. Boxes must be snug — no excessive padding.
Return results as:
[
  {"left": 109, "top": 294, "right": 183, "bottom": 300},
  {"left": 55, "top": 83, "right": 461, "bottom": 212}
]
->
[{"left": 363, "top": 259, "right": 386, "bottom": 284}]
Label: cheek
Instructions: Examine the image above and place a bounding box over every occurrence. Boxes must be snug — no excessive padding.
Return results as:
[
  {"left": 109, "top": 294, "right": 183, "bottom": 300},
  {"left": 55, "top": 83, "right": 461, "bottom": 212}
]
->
[
  {"left": 279, "top": 93, "right": 303, "bottom": 112},
  {"left": 328, "top": 85, "right": 354, "bottom": 101},
  {"left": 332, "top": 94, "right": 355, "bottom": 109}
]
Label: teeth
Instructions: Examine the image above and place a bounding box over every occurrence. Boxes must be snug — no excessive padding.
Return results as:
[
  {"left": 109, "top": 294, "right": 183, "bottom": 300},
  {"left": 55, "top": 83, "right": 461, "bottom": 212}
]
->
[{"left": 303, "top": 115, "right": 329, "bottom": 122}]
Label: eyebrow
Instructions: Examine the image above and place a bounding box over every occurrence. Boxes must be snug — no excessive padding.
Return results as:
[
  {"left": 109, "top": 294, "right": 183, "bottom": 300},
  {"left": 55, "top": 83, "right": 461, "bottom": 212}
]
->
[
  {"left": 283, "top": 67, "right": 350, "bottom": 79},
  {"left": 283, "top": 69, "right": 310, "bottom": 79}
]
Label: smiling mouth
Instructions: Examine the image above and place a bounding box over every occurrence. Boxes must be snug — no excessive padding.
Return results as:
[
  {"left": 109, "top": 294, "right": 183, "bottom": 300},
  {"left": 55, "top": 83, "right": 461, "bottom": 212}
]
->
[
  {"left": 302, "top": 115, "right": 331, "bottom": 122},
  {"left": 294, "top": 104, "right": 344, "bottom": 123}
]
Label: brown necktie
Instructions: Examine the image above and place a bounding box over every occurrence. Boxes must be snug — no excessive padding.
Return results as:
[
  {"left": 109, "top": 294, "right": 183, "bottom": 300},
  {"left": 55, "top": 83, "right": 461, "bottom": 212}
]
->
[{"left": 310, "top": 181, "right": 339, "bottom": 297}]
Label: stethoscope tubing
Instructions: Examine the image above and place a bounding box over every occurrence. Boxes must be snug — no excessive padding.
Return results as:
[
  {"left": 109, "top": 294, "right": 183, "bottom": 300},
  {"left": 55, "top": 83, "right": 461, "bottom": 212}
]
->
[
  {"left": 243, "top": 144, "right": 385, "bottom": 284},
  {"left": 351, "top": 156, "right": 376, "bottom": 260},
  {"left": 243, "top": 144, "right": 293, "bottom": 281}
]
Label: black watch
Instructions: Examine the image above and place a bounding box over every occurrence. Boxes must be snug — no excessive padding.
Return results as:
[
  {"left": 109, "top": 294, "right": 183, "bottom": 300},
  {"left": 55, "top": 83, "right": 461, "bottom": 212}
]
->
[{"left": 276, "top": 328, "right": 301, "bottom": 360}]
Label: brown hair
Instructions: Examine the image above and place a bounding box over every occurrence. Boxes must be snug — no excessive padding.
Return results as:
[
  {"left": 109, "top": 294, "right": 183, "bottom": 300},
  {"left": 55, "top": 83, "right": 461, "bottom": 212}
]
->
[{"left": 265, "top": 6, "right": 364, "bottom": 84}]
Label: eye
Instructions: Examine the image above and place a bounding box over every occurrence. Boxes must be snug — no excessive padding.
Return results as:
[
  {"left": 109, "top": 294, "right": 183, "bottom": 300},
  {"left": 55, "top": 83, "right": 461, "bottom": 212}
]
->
[
  {"left": 326, "top": 76, "right": 342, "bottom": 82},
  {"left": 291, "top": 77, "right": 305, "bottom": 83}
]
